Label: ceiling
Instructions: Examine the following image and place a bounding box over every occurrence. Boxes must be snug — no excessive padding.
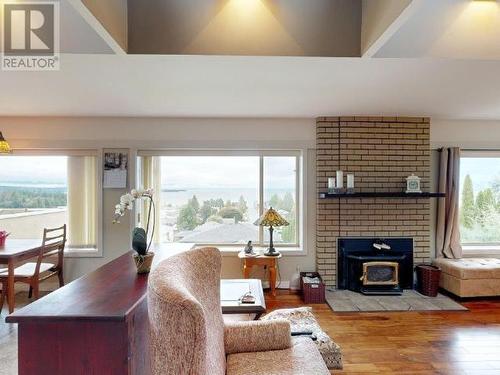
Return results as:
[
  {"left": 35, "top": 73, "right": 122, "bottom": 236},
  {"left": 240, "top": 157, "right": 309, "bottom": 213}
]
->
[
  {"left": 376, "top": 0, "right": 500, "bottom": 59},
  {"left": 0, "top": 0, "right": 500, "bottom": 119},
  {"left": 127, "top": 0, "right": 361, "bottom": 56},
  {"left": 0, "top": 0, "right": 114, "bottom": 54}
]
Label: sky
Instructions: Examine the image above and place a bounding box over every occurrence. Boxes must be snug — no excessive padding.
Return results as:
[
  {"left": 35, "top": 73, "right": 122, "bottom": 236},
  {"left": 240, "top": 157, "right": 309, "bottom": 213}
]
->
[
  {"left": 1, "top": 155, "right": 495, "bottom": 194},
  {"left": 0, "top": 156, "right": 67, "bottom": 185},
  {"left": 460, "top": 157, "right": 500, "bottom": 194},
  {"left": 161, "top": 156, "right": 296, "bottom": 189},
  {"left": 0, "top": 155, "right": 297, "bottom": 190}
]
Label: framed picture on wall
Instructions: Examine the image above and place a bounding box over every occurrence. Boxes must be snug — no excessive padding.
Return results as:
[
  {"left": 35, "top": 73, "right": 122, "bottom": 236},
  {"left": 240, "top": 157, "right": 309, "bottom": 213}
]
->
[{"left": 103, "top": 152, "right": 128, "bottom": 188}]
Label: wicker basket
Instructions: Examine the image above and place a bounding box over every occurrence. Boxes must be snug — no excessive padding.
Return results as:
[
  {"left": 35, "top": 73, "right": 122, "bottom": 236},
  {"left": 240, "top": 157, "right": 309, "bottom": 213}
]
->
[
  {"left": 300, "top": 272, "right": 326, "bottom": 304},
  {"left": 416, "top": 264, "right": 441, "bottom": 297},
  {"left": 133, "top": 252, "right": 155, "bottom": 274}
]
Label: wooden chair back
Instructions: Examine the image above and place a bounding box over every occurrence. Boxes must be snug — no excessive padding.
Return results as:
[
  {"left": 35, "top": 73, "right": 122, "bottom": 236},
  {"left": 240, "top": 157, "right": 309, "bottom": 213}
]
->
[{"left": 33, "top": 225, "right": 67, "bottom": 278}]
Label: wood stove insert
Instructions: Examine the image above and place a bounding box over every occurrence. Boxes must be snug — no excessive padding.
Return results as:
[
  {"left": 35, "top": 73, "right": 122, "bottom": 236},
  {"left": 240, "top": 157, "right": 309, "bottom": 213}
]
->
[{"left": 338, "top": 238, "right": 413, "bottom": 295}]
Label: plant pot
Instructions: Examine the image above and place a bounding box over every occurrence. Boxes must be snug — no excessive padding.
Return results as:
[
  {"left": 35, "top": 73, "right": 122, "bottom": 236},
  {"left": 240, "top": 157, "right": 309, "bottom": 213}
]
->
[{"left": 133, "top": 252, "right": 155, "bottom": 274}]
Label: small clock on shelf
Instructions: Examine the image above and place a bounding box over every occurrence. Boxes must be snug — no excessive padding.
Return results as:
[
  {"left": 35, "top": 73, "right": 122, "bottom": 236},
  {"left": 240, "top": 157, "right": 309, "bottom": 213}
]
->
[{"left": 406, "top": 174, "right": 422, "bottom": 193}]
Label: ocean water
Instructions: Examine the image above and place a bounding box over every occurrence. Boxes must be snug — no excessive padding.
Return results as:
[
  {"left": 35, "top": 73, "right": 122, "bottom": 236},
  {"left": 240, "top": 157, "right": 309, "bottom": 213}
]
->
[{"left": 0, "top": 183, "right": 67, "bottom": 189}]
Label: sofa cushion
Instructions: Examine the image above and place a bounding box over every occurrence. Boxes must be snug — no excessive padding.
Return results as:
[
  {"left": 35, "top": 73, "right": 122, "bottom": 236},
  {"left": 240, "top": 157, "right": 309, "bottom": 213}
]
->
[
  {"left": 226, "top": 337, "right": 330, "bottom": 375},
  {"left": 433, "top": 258, "right": 500, "bottom": 280}
]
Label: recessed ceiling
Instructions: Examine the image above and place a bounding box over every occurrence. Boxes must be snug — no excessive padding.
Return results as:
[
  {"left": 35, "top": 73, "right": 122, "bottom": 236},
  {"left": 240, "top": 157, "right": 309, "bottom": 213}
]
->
[
  {"left": 0, "top": 0, "right": 113, "bottom": 54},
  {"left": 127, "top": 0, "right": 362, "bottom": 57},
  {"left": 375, "top": 0, "right": 500, "bottom": 59}
]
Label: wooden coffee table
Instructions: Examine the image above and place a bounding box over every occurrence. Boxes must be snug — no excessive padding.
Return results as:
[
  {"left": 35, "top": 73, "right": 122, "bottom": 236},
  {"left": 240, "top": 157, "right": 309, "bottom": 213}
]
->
[{"left": 221, "top": 279, "right": 266, "bottom": 319}]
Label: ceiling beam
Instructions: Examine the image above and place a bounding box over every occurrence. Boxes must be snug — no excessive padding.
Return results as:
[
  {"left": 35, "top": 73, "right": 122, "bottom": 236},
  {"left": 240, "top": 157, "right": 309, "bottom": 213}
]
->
[
  {"left": 67, "top": 0, "right": 126, "bottom": 55},
  {"left": 362, "top": 0, "right": 423, "bottom": 58}
]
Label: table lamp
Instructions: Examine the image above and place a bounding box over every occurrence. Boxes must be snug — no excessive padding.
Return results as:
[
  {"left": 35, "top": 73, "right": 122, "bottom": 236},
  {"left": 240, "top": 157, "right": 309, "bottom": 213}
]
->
[{"left": 254, "top": 207, "right": 289, "bottom": 257}]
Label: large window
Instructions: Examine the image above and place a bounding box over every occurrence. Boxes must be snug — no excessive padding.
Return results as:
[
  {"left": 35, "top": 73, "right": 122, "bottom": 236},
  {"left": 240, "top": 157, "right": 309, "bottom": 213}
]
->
[
  {"left": 459, "top": 152, "right": 500, "bottom": 246},
  {"left": 0, "top": 153, "right": 99, "bottom": 252},
  {"left": 138, "top": 151, "right": 301, "bottom": 248}
]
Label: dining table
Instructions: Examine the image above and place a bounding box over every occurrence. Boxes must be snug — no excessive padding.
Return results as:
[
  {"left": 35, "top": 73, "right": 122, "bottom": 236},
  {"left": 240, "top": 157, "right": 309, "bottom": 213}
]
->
[{"left": 0, "top": 239, "right": 42, "bottom": 314}]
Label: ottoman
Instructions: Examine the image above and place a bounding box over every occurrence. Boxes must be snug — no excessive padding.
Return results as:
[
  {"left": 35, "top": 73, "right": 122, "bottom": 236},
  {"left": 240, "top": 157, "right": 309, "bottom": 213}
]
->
[
  {"left": 433, "top": 257, "right": 500, "bottom": 298},
  {"left": 261, "top": 307, "right": 343, "bottom": 370}
]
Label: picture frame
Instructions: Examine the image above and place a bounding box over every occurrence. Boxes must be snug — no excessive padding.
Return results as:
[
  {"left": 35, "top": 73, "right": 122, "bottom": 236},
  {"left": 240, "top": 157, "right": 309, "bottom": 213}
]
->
[{"left": 103, "top": 152, "right": 128, "bottom": 189}]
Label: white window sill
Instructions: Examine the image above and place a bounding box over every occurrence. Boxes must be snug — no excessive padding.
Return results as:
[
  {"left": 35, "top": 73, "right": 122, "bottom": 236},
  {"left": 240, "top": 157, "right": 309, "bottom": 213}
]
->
[
  {"left": 150, "top": 243, "right": 307, "bottom": 256},
  {"left": 212, "top": 245, "right": 306, "bottom": 256},
  {"left": 64, "top": 248, "right": 102, "bottom": 258},
  {"left": 462, "top": 245, "right": 500, "bottom": 258}
]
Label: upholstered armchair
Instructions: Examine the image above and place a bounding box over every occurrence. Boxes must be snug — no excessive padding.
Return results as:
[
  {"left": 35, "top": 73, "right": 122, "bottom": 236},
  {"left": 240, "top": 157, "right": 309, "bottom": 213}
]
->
[{"left": 148, "top": 247, "right": 329, "bottom": 375}]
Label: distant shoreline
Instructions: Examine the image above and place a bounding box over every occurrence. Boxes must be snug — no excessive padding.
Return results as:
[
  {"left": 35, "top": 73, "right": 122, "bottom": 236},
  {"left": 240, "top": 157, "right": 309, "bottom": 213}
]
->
[{"left": 0, "top": 183, "right": 67, "bottom": 189}]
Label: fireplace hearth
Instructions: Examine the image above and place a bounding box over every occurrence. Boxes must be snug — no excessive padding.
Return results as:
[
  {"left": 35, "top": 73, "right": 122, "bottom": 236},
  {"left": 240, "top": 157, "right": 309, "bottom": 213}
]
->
[{"left": 338, "top": 238, "right": 414, "bottom": 295}]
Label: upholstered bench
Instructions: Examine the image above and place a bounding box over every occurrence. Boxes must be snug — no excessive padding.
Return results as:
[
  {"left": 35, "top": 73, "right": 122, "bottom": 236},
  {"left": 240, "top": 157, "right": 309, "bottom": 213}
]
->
[
  {"left": 261, "top": 307, "right": 343, "bottom": 370},
  {"left": 433, "top": 258, "right": 500, "bottom": 298}
]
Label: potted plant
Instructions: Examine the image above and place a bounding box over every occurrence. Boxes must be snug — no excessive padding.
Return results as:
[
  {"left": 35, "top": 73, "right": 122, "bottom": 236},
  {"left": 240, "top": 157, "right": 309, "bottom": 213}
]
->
[{"left": 113, "top": 188, "right": 156, "bottom": 274}]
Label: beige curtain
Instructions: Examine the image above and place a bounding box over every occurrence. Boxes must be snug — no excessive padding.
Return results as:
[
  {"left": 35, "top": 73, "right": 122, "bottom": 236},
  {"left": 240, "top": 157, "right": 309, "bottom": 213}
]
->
[
  {"left": 436, "top": 147, "right": 462, "bottom": 259},
  {"left": 141, "top": 156, "right": 161, "bottom": 245},
  {"left": 67, "top": 156, "right": 97, "bottom": 248}
]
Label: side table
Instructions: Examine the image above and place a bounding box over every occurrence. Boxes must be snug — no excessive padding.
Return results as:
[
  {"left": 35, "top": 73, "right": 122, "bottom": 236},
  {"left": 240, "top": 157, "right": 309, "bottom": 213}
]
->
[{"left": 238, "top": 252, "right": 282, "bottom": 296}]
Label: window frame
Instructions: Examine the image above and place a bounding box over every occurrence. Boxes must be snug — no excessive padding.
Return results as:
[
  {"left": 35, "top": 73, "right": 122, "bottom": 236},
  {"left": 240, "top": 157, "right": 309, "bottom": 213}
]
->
[
  {"left": 0, "top": 148, "right": 103, "bottom": 257},
  {"left": 137, "top": 149, "right": 304, "bottom": 250},
  {"left": 460, "top": 150, "right": 500, "bottom": 255}
]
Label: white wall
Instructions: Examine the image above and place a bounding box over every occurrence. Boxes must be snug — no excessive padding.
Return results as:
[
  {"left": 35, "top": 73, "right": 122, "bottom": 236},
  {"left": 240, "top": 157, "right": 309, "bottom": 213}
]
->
[
  {"left": 0, "top": 117, "right": 316, "bottom": 288},
  {"left": 431, "top": 119, "right": 500, "bottom": 149}
]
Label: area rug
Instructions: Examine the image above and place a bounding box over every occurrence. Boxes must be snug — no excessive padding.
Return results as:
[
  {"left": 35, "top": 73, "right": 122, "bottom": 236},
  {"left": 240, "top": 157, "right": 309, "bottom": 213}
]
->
[{"left": 326, "top": 289, "right": 467, "bottom": 312}]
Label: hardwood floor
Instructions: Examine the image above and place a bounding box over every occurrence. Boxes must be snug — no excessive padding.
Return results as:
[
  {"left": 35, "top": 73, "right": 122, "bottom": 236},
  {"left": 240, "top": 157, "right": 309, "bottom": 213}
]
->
[{"left": 265, "top": 290, "right": 500, "bottom": 375}]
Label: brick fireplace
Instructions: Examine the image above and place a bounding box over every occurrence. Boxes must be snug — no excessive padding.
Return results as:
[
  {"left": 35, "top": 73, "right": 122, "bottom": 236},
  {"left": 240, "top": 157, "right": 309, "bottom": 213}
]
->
[{"left": 316, "top": 117, "right": 431, "bottom": 287}]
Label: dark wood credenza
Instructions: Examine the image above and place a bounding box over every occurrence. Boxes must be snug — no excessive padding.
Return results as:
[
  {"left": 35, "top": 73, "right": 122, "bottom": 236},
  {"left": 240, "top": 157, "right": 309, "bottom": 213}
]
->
[{"left": 6, "top": 244, "right": 194, "bottom": 375}]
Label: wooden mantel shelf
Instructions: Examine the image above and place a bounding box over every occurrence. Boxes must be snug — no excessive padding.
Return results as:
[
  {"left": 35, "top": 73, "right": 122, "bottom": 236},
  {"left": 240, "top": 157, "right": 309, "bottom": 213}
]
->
[{"left": 319, "top": 192, "right": 446, "bottom": 199}]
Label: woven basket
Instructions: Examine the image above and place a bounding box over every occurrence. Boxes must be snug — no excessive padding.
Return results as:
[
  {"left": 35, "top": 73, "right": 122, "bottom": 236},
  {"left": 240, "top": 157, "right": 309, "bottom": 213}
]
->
[
  {"left": 300, "top": 272, "right": 326, "bottom": 304},
  {"left": 133, "top": 252, "right": 155, "bottom": 274},
  {"left": 416, "top": 264, "right": 441, "bottom": 297}
]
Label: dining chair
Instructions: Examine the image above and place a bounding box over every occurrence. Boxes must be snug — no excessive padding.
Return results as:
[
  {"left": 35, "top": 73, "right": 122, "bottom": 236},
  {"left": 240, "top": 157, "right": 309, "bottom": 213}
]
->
[{"left": 0, "top": 225, "right": 66, "bottom": 304}]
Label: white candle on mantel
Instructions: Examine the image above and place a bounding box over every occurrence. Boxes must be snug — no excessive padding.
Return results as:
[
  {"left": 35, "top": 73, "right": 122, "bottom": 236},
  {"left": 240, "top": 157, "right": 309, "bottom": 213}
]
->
[
  {"left": 336, "top": 170, "right": 344, "bottom": 188},
  {"left": 347, "top": 174, "right": 355, "bottom": 189},
  {"left": 328, "top": 177, "right": 336, "bottom": 190}
]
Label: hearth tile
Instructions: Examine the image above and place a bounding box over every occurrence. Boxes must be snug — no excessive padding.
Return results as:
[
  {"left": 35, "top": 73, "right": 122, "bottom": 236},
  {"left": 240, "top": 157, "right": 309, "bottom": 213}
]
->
[
  {"left": 352, "top": 298, "right": 386, "bottom": 311},
  {"left": 376, "top": 297, "right": 411, "bottom": 311},
  {"left": 427, "top": 297, "right": 467, "bottom": 311},
  {"left": 328, "top": 299, "right": 361, "bottom": 312},
  {"left": 325, "top": 290, "right": 352, "bottom": 300},
  {"left": 407, "top": 298, "right": 441, "bottom": 311}
]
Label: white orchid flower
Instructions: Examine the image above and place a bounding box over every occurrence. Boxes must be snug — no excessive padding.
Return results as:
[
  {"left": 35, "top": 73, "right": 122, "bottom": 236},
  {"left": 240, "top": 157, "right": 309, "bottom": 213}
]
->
[{"left": 113, "top": 188, "right": 154, "bottom": 224}]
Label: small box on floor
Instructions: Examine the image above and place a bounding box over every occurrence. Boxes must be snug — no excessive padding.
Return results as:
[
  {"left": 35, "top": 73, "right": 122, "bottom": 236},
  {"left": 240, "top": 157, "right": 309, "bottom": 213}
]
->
[{"left": 300, "top": 272, "right": 326, "bottom": 304}]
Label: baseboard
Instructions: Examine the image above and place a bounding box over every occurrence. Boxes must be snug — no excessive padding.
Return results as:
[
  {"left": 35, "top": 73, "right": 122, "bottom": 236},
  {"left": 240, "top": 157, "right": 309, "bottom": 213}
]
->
[{"left": 261, "top": 280, "right": 300, "bottom": 290}]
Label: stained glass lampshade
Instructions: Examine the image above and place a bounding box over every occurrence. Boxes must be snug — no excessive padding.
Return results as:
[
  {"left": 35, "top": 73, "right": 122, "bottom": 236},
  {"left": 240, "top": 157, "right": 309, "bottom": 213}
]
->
[
  {"left": 0, "top": 132, "right": 11, "bottom": 154},
  {"left": 254, "top": 207, "right": 289, "bottom": 256}
]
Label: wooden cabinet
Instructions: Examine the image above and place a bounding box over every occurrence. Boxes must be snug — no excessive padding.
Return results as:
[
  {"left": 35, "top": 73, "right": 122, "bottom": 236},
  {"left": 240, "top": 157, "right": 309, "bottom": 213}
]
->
[{"left": 7, "top": 244, "right": 193, "bottom": 375}]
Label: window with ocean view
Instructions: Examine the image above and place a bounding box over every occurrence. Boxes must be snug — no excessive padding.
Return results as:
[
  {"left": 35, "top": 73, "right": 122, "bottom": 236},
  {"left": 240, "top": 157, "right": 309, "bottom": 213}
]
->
[
  {"left": 138, "top": 152, "right": 301, "bottom": 247},
  {"left": 0, "top": 154, "right": 98, "bottom": 251}
]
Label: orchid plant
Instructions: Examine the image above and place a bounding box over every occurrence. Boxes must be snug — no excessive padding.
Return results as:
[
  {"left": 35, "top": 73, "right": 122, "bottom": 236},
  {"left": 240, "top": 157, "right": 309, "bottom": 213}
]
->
[
  {"left": 113, "top": 188, "right": 155, "bottom": 256},
  {"left": 113, "top": 188, "right": 153, "bottom": 224}
]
